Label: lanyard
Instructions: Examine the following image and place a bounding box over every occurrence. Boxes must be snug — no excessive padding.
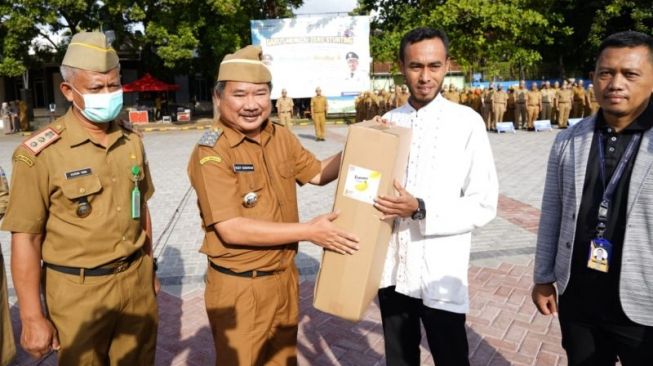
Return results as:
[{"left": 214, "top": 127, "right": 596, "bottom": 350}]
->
[{"left": 595, "top": 131, "right": 641, "bottom": 237}]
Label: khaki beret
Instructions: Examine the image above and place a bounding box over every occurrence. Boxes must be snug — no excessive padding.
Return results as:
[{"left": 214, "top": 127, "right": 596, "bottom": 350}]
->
[
  {"left": 217, "top": 45, "right": 272, "bottom": 83},
  {"left": 62, "top": 32, "right": 119, "bottom": 72}
]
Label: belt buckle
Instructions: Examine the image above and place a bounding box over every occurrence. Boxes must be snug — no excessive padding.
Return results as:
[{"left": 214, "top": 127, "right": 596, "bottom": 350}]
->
[{"left": 114, "top": 262, "right": 129, "bottom": 273}]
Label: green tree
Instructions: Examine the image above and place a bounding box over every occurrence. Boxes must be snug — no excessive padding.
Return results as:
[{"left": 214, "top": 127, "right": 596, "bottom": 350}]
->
[
  {"left": 0, "top": 0, "right": 304, "bottom": 79},
  {"left": 356, "top": 0, "right": 571, "bottom": 81}
]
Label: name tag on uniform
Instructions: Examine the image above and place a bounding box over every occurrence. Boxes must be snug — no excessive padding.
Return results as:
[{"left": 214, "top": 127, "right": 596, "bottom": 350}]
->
[
  {"left": 587, "top": 238, "right": 612, "bottom": 273},
  {"left": 233, "top": 164, "right": 254, "bottom": 173},
  {"left": 65, "top": 168, "right": 92, "bottom": 179}
]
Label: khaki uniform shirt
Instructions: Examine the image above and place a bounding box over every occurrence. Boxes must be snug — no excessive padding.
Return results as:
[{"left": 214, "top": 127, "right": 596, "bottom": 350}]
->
[
  {"left": 492, "top": 90, "right": 508, "bottom": 105},
  {"left": 527, "top": 90, "right": 542, "bottom": 106},
  {"left": 541, "top": 89, "right": 554, "bottom": 103},
  {"left": 276, "top": 97, "right": 294, "bottom": 114},
  {"left": 573, "top": 86, "right": 586, "bottom": 104},
  {"left": 515, "top": 88, "right": 528, "bottom": 104},
  {"left": 588, "top": 88, "right": 597, "bottom": 103},
  {"left": 444, "top": 91, "right": 460, "bottom": 104},
  {"left": 556, "top": 89, "right": 573, "bottom": 105},
  {"left": 1, "top": 109, "right": 154, "bottom": 268},
  {"left": 187, "top": 120, "right": 321, "bottom": 272},
  {"left": 397, "top": 93, "right": 409, "bottom": 107},
  {"left": 311, "top": 96, "right": 328, "bottom": 113},
  {"left": 0, "top": 166, "right": 7, "bottom": 218}
]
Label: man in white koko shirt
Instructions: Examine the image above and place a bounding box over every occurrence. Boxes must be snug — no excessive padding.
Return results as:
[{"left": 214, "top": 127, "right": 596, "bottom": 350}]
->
[{"left": 373, "top": 27, "right": 498, "bottom": 366}]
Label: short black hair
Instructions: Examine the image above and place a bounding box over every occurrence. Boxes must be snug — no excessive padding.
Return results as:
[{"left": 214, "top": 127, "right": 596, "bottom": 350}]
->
[
  {"left": 399, "top": 27, "right": 449, "bottom": 62},
  {"left": 597, "top": 31, "right": 653, "bottom": 64}
]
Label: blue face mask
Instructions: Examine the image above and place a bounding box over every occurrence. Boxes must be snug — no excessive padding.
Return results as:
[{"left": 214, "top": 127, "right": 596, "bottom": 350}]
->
[{"left": 72, "top": 87, "right": 123, "bottom": 123}]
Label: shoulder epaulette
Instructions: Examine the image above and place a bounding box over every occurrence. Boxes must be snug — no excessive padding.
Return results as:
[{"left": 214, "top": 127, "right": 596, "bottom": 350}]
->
[
  {"left": 22, "top": 127, "right": 61, "bottom": 155},
  {"left": 198, "top": 128, "right": 222, "bottom": 147}
]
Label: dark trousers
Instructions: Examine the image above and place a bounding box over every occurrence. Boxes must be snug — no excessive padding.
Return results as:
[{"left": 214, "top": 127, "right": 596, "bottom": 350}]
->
[
  {"left": 559, "top": 293, "right": 653, "bottom": 365},
  {"left": 378, "top": 286, "right": 469, "bottom": 366}
]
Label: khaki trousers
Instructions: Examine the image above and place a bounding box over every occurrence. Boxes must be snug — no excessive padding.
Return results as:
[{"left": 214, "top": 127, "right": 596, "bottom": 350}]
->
[
  {"left": 313, "top": 112, "right": 326, "bottom": 140},
  {"left": 278, "top": 112, "right": 292, "bottom": 128},
  {"left": 572, "top": 101, "right": 584, "bottom": 118},
  {"left": 492, "top": 104, "right": 506, "bottom": 125},
  {"left": 540, "top": 102, "right": 552, "bottom": 121},
  {"left": 1, "top": 255, "right": 15, "bottom": 366},
  {"left": 514, "top": 103, "right": 528, "bottom": 128},
  {"left": 44, "top": 253, "right": 158, "bottom": 366},
  {"left": 205, "top": 264, "right": 299, "bottom": 366},
  {"left": 558, "top": 103, "right": 571, "bottom": 128},
  {"left": 527, "top": 105, "right": 539, "bottom": 129}
]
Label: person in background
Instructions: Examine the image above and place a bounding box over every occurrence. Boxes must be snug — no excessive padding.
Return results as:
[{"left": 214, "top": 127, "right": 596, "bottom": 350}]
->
[{"left": 310, "top": 87, "right": 328, "bottom": 141}]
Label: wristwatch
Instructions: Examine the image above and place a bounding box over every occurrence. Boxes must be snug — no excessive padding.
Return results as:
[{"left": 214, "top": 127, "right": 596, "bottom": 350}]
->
[{"left": 411, "top": 198, "right": 426, "bottom": 220}]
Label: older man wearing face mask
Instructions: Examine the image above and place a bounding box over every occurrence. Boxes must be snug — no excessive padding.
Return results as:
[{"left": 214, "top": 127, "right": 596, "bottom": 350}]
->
[{"left": 1, "top": 32, "right": 158, "bottom": 365}]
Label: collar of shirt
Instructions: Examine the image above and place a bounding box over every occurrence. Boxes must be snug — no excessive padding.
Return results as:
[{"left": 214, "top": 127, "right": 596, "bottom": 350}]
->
[
  {"left": 218, "top": 118, "right": 275, "bottom": 147},
  {"left": 402, "top": 92, "right": 444, "bottom": 116},
  {"left": 596, "top": 95, "right": 653, "bottom": 133},
  {"left": 63, "top": 108, "right": 126, "bottom": 148}
]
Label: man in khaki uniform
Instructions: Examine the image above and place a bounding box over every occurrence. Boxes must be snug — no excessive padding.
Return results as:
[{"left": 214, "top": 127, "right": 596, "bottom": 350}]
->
[
  {"left": 1, "top": 32, "right": 158, "bottom": 365},
  {"left": 482, "top": 85, "right": 494, "bottom": 130},
  {"left": 571, "top": 80, "right": 586, "bottom": 118},
  {"left": 310, "top": 87, "right": 328, "bottom": 141},
  {"left": 586, "top": 83, "right": 600, "bottom": 116},
  {"left": 555, "top": 80, "right": 573, "bottom": 128},
  {"left": 276, "top": 88, "right": 294, "bottom": 128},
  {"left": 444, "top": 85, "right": 461, "bottom": 104},
  {"left": 491, "top": 85, "right": 508, "bottom": 128},
  {"left": 514, "top": 80, "right": 528, "bottom": 129},
  {"left": 526, "top": 82, "right": 542, "bottom": 130},
  {"left": 397, "top": 85, "right": 410, "bottom": 107},
  {"left": 187, "top": 45, "right": 359, "bottom": 366},
  {"left": 540, "top": 81, "right": 554, "bottom": 121},
  {"left": 551, "top": 81, "right": 560, "bottom": 124},
  {"left": 0, "top": 166, "right": 16, "bottom": 366}
]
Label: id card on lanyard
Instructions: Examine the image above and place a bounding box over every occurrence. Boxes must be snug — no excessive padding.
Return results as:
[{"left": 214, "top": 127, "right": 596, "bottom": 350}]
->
[{"left": 588, "top": 131, "right": 641, "bottom": 272}]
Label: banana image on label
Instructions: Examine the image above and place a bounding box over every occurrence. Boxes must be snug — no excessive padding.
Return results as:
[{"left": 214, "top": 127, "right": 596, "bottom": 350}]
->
[{"left": 355, "top": 180, "right": 369, "bottom": 191}]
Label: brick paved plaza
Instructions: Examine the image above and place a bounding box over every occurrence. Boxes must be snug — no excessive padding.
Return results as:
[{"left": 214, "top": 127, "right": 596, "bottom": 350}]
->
[{"left": 1, "top": 124, "right": 567, "bottom": 365}]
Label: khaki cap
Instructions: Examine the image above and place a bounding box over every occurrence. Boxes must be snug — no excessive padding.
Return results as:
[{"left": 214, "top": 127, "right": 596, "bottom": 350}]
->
[
  {"left": 217, "top": 45, "right": 271, "bottom": 83},
  {"left": 62, "top": 32, "right": 119, "bottom": 72}
]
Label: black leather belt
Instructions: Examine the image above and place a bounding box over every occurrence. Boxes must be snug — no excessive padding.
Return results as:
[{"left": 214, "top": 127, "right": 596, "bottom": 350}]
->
[
  {"left": 44, "top": 250, "right": 143, "bottom": 277},
  {"left": 209, "top": 261, "right": 279, "bottom": 278}
]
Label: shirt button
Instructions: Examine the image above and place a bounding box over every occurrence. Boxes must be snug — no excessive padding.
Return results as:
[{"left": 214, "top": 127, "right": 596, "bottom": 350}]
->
[
  {"left": 607, "top": 128, "right": 613, "bottom": 133},
  {"left": 79, "top": 188, "right": 86, "bottom": 194},
  {"left": 608, "top": 147, "right": 615, "bottom": 153},
  {"left": 117, "top": 206, "right": 121, "bottom": 212},
  {"left": 122, "top": 236, "right": 126, "bottom": 241},
  {"left": 611, "top": 136, "right": 617, "bottom": 142},
  {"left": 565, "top": 242, "right": 571, "bottom": 249},
  {"left": 112, "top": 177, "right": 117, "bottom": 182}
]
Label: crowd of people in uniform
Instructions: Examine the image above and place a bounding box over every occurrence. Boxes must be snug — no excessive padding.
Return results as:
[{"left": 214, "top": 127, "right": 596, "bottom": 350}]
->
[
  {"left": 440, "top": 79, "right": 600, "bottom": 131},
  {"left": 354, "top": 85, "right": 411, "bottom": 122}
]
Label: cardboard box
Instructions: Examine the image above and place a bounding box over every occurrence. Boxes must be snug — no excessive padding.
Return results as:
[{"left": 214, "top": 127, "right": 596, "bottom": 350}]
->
[{"left": 313, "top": 120, "right": 412, "bottom": 321}]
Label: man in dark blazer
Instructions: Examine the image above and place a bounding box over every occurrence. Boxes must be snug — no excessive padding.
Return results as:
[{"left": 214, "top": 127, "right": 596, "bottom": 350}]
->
[{"left": 532, "top": 31, "right": 653, "bottom": 365}]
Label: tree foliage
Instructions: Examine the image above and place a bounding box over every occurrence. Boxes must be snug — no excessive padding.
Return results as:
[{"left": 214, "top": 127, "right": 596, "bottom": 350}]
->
[
  {"left": 355, "top": 0, "right": 653, "bottom": 80},
  {"left": 0, "top": 0, "right": 303, "bottom": 78}
]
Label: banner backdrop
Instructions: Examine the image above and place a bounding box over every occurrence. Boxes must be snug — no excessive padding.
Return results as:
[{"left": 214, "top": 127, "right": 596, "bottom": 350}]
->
[{"left": 251, "top": 15, "right": 370, "bottom": 113}]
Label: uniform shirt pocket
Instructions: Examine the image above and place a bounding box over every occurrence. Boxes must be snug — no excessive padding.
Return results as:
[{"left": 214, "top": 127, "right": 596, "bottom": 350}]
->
[{"left": 60, "top": 174, "right": 103, "bottom": 218}]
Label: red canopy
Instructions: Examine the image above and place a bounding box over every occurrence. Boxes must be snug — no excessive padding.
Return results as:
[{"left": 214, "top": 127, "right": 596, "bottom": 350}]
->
[{"left": 122, "top": 73, "right": 180, "bottom": 93}]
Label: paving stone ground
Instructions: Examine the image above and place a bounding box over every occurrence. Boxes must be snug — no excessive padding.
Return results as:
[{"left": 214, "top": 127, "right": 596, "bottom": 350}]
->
[{"left": 1, "top": 123, "right": 568, "bottom": 365}]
